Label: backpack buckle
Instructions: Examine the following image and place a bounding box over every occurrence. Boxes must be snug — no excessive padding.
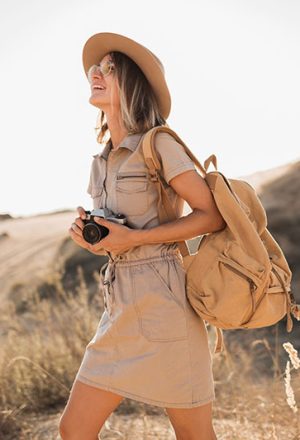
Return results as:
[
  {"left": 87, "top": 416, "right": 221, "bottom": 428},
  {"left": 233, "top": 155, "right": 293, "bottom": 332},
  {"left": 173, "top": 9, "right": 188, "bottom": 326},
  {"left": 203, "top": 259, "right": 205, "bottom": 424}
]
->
[{"left": 149, "top": 171, "right": 159, "bottom": 182}]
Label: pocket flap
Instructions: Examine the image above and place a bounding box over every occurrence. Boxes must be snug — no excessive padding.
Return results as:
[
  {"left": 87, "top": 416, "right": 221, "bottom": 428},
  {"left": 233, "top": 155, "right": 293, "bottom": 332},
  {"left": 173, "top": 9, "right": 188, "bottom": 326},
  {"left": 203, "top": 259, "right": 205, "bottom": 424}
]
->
[{"left": 116, "top": 172, "right": 149, "bottom": 193}]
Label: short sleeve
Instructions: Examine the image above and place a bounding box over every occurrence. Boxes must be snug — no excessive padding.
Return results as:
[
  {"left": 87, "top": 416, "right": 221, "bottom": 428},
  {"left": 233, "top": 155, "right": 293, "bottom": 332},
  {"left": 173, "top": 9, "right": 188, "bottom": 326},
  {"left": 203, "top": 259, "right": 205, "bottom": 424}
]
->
[
  {"left": 87, "top": 171, "right": 92, "bottom": 195},
  {"left": 154, "top": 132, "right": 196, "bottom": 184},
  {"left": 86, "top": 157, "right": 98, "bottom": 196}
]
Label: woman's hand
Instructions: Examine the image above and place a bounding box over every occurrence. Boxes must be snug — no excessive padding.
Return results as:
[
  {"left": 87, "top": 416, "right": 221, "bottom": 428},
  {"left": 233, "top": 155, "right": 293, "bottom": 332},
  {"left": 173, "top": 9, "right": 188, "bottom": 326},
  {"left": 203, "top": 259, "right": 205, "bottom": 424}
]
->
[
  {"left": 89, "top": 216, "right": 138, "bottom": 255},
  {"left": 68, "top": 207, "right": 138, "bottom": 256},
  {"left": 68, "top": 206, "right": 107, "bottom": 255}
]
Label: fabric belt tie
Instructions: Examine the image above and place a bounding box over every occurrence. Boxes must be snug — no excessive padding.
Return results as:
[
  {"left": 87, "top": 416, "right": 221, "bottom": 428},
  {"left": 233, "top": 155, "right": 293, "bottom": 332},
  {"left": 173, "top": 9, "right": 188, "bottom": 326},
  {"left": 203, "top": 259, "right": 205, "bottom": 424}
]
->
[{"left": 101, "top": 252, "right": 121, "bottom": 316}]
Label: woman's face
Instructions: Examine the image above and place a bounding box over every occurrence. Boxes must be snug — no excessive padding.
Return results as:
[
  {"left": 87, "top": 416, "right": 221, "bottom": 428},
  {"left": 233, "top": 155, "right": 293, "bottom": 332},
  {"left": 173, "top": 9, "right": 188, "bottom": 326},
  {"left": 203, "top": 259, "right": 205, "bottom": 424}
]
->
[{"left": 88, "top": 53, "right": 120, "bottom": 112}]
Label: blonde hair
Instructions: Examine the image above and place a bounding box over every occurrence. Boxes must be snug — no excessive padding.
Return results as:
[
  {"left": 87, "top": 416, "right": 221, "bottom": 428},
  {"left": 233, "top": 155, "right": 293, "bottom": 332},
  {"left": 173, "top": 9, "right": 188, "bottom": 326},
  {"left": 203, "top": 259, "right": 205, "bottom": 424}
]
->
[{"left": 94, "top": 51, "right": 168, "bottom": 144}]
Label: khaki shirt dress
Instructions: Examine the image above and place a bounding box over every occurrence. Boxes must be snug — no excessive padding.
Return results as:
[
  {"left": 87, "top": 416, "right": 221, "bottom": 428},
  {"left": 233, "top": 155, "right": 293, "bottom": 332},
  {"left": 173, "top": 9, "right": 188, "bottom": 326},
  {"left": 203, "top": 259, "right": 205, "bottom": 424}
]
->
[{"left": 74, "top": 131, "right": 216, "bottom": 408}]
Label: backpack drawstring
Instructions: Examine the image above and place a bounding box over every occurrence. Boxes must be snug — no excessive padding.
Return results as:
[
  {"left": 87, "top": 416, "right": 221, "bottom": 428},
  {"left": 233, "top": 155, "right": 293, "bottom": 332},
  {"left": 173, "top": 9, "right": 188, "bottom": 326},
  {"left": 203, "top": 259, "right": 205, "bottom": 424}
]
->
[{"left": 271, "top": 265, "right": 300, "bottom": 332}]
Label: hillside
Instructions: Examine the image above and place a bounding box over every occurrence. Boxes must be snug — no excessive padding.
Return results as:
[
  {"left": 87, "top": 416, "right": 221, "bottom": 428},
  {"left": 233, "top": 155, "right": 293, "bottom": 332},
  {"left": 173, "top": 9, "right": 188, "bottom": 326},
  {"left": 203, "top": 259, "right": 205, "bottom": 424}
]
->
[{"left": 0, "top": 211, "right": 77, "bottom": 303}]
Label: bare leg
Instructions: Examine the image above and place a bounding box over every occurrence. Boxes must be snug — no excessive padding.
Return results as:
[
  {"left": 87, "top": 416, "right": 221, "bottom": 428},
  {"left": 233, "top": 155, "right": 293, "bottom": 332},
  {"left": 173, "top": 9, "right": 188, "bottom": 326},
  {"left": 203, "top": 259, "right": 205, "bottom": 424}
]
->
[
  {"left": 165, "top": 400, "right": 217, "bottom": 440},
  {"left": 58, "top": 379, "right": 124, "bottom": 440}
]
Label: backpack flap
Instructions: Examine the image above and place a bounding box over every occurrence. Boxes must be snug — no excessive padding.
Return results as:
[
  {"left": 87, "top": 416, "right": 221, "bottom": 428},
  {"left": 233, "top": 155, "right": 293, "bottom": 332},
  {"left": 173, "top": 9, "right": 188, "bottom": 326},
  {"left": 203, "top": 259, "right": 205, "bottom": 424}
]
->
[{"left": 205, "top": 171, "right": 270, "bottom": 265}]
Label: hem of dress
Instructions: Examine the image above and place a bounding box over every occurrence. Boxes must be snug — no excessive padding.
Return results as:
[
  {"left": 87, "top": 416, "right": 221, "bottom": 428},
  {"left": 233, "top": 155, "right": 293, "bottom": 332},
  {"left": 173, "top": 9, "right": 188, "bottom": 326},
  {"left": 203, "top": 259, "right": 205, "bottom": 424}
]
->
[{"left": 75, "top": 374, "right": 215, "bottom": 408}]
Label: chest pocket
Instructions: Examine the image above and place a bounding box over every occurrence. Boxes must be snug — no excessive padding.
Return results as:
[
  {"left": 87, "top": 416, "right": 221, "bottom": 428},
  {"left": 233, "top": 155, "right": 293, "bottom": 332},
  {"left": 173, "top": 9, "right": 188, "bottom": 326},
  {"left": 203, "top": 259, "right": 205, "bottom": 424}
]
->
[{"left": 116, "top": 171, "right": 149, "bottom": 216}]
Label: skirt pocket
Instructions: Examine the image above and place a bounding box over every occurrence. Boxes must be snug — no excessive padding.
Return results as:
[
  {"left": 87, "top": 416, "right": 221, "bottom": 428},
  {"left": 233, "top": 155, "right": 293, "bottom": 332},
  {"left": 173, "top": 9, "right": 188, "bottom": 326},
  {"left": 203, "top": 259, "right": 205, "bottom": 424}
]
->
[{"left": 131, "top": 259, "right": 188, "bottom": 342}]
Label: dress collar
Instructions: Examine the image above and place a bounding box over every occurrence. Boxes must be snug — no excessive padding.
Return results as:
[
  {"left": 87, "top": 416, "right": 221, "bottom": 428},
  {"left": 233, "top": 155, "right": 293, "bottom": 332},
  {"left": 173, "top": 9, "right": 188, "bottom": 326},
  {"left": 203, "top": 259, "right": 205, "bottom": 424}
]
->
[{"left": 92, "top": 132, "right": 145, "bottom": 160}]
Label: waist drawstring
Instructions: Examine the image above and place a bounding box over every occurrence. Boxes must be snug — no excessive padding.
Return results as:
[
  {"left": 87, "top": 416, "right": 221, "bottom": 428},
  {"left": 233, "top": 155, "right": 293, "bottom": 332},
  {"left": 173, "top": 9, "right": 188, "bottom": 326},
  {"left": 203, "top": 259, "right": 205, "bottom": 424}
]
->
[
  {"left": 101, "top": 252, "right": 121, "bottom": 316},
  {"left": 100, "top": 249, "right": 183, "bottom": 315}
]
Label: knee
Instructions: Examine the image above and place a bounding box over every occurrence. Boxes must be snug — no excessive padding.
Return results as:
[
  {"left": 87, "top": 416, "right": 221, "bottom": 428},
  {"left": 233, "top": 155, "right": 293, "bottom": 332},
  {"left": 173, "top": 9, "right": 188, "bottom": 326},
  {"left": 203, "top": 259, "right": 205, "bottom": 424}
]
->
[
  {"left": 174, "top": 428, "right": 194, "bottom": 440},
  {"left": 58, "top": 415, "right": 74, "bottom": 440},
  {"left": 58, "top": 414, "right": 104, "bottom": 440}
]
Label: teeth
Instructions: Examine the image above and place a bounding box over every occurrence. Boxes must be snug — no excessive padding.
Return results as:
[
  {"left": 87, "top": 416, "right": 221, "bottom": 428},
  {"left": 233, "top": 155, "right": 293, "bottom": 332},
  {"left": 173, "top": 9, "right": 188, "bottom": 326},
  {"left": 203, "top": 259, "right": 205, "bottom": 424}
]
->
[{"left": 94, "top": 85, "right": 104, "bottom": 90}]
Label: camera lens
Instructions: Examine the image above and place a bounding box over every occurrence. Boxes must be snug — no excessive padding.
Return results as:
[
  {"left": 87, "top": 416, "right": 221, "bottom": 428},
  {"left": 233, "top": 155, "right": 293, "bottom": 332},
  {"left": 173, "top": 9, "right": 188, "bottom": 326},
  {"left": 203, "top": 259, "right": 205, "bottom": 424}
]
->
[{"left": 82, "top": 223, "right": 102, "bottom": 244}]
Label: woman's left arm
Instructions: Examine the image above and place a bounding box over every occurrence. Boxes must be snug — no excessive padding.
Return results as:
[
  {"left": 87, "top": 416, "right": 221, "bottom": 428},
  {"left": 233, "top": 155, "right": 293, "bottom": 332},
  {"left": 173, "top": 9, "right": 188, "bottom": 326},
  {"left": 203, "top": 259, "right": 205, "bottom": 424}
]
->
[
  {"left": 132, "top": 169, "right": 226, "bottom": 246},
  {"left": 90, "top": 169, "right": 226, "bottom": 255}
]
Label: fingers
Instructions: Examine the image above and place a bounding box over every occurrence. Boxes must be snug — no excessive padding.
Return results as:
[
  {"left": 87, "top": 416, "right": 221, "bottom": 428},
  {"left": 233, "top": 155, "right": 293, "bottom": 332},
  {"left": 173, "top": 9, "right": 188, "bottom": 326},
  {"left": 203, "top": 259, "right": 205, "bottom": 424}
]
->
[
  {"left": 69, "top": 226, "right": 106, "bottom": 255},
  {"left": 74, "top": 217, "right": 84, "bottom": 230},
  {"left": 69, "top": 225, "right": 83, "bottom": 243},
  {"left": 68, "top": 207, "right": 90, "bottom": 249},
  {"left": 77, "top": 206, "right": 87, "bottom": 220},
  {"left": 71, "top": 221, "right": 82, "bottom": 235},
  {"left": 74, "top": 207, "right": 87, "bottom": 231},
  {"left": 94, "top": 216, "right": 112, "bottom": 229},
  {"left": 68, "top": 225, "right": 89, "bottom": 249},
  {"left": 70, "top": 216, "right": 85, "bottom": 237}
]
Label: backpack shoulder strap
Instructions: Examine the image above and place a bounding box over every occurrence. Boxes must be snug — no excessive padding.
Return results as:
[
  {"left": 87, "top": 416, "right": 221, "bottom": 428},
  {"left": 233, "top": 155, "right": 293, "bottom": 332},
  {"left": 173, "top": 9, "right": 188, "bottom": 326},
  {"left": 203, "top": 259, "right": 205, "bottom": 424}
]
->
[
  {"left": 141, "top": 126, "right": 219, "bottom": 257},
  {"left": 141, "top": 127, "right": 194, "bottom": 256},
  {"left": 142, "top": 126, "right": 211, "bottom": 177}
]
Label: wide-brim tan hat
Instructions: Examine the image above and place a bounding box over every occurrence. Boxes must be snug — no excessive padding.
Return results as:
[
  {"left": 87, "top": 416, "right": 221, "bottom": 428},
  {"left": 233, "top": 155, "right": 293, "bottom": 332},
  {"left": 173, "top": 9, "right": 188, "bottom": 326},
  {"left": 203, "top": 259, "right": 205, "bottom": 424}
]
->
[{"left": 82, "top": 32, "right": 171, "bottom": 120}]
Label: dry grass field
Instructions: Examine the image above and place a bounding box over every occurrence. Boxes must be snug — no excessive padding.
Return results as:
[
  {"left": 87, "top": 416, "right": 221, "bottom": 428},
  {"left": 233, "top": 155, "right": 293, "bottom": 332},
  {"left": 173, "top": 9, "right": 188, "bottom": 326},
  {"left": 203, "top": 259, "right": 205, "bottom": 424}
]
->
[
  {"left": 0, "top": 263, "right": 299, "bottom": 440},
  {"left": 0, "top": 161, "right": 299, "bottom": 439}
]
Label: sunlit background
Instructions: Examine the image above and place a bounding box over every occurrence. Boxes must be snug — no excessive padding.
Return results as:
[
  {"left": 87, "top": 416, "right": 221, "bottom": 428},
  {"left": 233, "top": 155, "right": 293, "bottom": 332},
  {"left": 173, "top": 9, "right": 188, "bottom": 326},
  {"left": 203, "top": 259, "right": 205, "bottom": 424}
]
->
[{"left": 1, "top": 0, "right": 299, "bottom": 217}]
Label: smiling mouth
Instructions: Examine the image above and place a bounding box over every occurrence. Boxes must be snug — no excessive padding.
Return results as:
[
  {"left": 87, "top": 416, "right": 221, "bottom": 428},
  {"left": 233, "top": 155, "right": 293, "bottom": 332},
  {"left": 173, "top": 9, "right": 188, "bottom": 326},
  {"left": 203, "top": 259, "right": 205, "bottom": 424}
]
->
[{"left": 92, "top": 85, "right": 106, "bottom": 91}]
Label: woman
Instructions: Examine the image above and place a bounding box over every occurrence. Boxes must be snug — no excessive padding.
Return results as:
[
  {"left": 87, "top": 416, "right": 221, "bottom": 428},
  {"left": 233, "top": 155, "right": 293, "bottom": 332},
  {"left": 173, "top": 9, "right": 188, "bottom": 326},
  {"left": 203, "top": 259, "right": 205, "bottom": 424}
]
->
[{"left": 59, "top": 32, "right": 225, "bottom": 440}]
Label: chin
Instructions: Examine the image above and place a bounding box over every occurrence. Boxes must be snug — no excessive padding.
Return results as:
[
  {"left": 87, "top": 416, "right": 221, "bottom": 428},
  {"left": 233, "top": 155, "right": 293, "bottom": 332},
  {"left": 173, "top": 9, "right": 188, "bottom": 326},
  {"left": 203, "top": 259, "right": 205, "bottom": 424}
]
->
[{"left": 88, "top": 97, "right": 103, "bottom": 109}]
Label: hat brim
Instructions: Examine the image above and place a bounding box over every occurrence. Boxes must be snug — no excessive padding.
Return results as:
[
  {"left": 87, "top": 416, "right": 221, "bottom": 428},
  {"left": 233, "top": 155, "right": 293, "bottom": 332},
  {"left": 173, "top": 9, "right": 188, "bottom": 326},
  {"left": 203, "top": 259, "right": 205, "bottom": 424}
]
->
[{"left": 82, "top": 32, "right": 171, "bottom": 120}]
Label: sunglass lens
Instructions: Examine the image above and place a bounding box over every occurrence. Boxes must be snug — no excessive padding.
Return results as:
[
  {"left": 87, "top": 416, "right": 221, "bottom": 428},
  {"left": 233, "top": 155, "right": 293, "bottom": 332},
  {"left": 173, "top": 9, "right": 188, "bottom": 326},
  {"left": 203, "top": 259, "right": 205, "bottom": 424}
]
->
[
  {"left": 87, "top": 61, "right": 114, "bottom": 82},
  {"left": 102, "top": 61, "right": 114, "bottom": 76}
]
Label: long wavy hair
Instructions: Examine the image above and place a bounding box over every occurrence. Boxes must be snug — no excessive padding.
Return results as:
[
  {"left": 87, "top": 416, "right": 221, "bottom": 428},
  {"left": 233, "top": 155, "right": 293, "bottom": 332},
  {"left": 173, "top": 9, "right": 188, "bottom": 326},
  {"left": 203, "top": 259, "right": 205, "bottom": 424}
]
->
[{"left": 94, "top": 51, "right": 168, "bottom": 144}]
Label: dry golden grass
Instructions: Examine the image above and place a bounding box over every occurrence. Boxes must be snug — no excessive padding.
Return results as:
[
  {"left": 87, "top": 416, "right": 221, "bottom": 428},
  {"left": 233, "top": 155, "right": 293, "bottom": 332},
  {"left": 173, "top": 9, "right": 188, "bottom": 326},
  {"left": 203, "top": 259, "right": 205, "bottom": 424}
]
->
[{"left": 0, "top": 263, "right": 299, "bottom": 439}]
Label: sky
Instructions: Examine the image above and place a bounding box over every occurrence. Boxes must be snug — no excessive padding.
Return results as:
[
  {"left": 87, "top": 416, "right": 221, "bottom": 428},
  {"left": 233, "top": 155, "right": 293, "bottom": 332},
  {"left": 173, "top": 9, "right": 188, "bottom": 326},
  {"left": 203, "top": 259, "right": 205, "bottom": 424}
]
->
[{"left": 1, "top": 0, "right": 299, "bottom": 218}]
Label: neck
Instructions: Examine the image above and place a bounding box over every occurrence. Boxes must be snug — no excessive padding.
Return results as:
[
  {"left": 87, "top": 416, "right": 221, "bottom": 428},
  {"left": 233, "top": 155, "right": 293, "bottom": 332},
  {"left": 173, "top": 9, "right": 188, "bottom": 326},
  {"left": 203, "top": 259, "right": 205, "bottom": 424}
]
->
[{"left": 105, "top": 112, "right": 128, "bottom": 150}]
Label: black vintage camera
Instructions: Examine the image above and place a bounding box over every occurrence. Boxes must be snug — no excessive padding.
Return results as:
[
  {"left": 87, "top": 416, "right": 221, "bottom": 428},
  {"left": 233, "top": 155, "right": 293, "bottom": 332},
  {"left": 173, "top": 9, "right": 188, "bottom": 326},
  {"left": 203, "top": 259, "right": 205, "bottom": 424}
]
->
[{"left": 82, "top": 208, "right": 128, "bottom": 244}]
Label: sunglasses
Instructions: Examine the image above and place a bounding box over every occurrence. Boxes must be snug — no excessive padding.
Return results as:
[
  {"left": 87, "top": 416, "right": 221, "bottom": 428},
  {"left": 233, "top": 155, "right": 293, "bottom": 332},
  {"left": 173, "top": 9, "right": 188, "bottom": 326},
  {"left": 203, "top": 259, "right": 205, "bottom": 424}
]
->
[{"left": 87, "top": 59, "right": 115, "bottom": 83}]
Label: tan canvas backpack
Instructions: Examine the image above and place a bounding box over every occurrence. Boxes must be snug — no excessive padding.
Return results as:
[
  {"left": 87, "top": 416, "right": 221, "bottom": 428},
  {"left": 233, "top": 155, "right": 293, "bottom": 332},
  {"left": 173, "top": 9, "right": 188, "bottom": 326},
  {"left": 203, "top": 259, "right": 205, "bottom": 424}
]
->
[{"left": 141, "top": 126, "right": 300, "bottom": 354}]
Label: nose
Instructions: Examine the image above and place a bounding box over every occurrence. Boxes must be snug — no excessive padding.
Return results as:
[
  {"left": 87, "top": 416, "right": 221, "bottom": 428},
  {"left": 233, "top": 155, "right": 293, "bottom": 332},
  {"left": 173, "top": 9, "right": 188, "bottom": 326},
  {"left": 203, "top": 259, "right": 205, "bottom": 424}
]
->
[
  {"left": 89, "top": 66, "right": 105, "bottom": 84},
  {"left": 93, "top": 67, "right": 103, "bottom": 78}
]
